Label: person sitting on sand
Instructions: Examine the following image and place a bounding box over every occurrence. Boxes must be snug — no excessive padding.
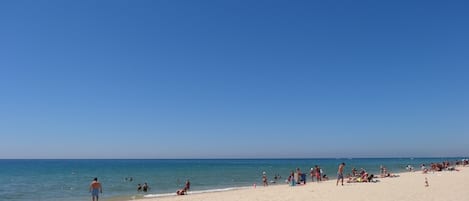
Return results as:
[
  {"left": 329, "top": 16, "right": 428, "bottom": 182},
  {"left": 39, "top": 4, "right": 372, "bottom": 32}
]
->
[
  {"left": 322, "top": 174, "right": 329, "bottom": 181},
  {"left": 177, "top": 186, "right": 188, "bottom": 195},
  {"left": 351, "top": 168, "right": 358, "bottom": 177},
  {"left": 361, "top": 172, "right": 369, "bottom": 182}
]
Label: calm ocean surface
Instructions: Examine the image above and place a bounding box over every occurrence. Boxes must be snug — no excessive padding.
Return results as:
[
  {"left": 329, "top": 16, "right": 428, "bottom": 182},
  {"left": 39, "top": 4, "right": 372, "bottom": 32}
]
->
[{"left": 0, "top": 158, "right": 464, "bottom": 201}]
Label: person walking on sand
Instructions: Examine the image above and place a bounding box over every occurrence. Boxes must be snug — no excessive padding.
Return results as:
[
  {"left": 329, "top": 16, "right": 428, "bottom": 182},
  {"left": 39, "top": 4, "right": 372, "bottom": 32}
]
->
[
  {"left": 336, "top": 163, "right": 345, "bottom": 186},
  {"left": 89, "top": 177, "right": 102, "bottom": 201}
]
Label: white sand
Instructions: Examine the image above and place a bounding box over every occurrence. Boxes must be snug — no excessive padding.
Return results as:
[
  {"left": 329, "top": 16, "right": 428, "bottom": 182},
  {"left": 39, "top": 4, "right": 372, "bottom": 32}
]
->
[{"left": 142, "top": 167, "right": 469, "bottom": 201}]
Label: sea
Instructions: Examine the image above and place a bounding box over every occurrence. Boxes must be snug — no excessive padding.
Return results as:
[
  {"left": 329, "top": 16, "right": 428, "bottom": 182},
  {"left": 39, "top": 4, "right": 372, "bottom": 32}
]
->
[{"left": 0, "top": 157, "right": 465, "bottom": 201}]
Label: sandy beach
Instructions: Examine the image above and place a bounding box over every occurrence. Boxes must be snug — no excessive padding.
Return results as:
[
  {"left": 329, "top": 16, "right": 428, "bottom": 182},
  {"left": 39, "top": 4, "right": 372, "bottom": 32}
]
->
[{"left": 142, "top": 166, "right": 469, "bottom": 201}]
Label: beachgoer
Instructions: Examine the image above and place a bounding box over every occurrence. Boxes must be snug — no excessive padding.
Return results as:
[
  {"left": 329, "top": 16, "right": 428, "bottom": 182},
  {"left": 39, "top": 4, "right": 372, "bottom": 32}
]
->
[
  {"left": 315, "top": 165, "right": 321, "bottom": 182},
  {"left": 295, "top": 168, "right": 301, "bottom": 184},
  {"left": 176, "top": 188, "right": 187, "bottom": 195},
  {"left": 322, "top": 174, "right": 329, "bottom": 181},
  {"left": 262, "top": 172, "right": 268, "bottom": 186},
  {"left": 319, "top": 167, "right": 323, "bottom": 180},
  {"left": 142, "top": 182, "right": 148, "bottom": 192},
  {"left": 381, "top": 165, "right": 388, "bottom": 177},
  {"left": 137, "top": 184, "right": 142, "bottom": 192},
  {"left": 336, "top": 162, "right": 345, "bottom": 186},
  {"left": 406, "top": 164, "right": 414, "bottom": 172},
  {"left": 185, "top": 180, "right": 191, "bottom": 191},
  {"left": 89, "top": 177, "right": 102, "bottom": 201},
  {"left": 351, "top": 167, "right": 357, "bottom": 176},
  {"left": 289, "top": 171, "right": 295, "bottom": 186},
  {"left": 421, "top": 164, "right": 428, "bottom": 173},
  {"left": 310, "top": 168, "right": 315, "bottom": 182}
]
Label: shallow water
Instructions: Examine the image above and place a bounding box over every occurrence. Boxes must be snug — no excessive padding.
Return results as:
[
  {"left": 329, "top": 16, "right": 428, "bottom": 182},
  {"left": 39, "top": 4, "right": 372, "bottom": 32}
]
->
[{"left": 0, "top": 158, "right": 463, "bottom": 201}]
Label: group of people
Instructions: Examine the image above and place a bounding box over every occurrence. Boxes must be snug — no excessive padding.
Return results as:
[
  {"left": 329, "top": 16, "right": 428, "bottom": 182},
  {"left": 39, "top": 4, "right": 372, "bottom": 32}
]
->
[
  {"left": 421, "top": 160, "right": 465, "bottom": 173},
  {"left": 137, "top": 182, "right": 149, "bottom": 192},
  {"left": 88, "top": 177, "right": 191, "bottom": 200},
  {"left": 286, "top": 168, "right": 307, "bottom": 186},
  {"left": 310, "top": 165, "right": 326, "bottom": 182},
  {"left": 262, "top": 162, "right": 400, "bottom": 187},
  {"left": 346, "top": 167, "right": 375, "bottom": 183},
  {"left": 89, "top": 159, "right": 468, "bottom": 200},
  {"left": 259, "top": 164, "right": 338, "bottom": 187}
]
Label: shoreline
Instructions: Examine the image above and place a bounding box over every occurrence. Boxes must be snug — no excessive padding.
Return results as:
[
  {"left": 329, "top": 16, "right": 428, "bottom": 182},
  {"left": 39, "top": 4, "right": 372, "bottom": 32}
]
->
[{"left": 132, "top": 166, "right": 469, "bottom": 201}]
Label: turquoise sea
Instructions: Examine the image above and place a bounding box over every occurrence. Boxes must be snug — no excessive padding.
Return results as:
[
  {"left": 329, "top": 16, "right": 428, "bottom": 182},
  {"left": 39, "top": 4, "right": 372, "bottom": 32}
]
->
[{"left": 0, "top": 158, "right": 465, "bottom": 201}]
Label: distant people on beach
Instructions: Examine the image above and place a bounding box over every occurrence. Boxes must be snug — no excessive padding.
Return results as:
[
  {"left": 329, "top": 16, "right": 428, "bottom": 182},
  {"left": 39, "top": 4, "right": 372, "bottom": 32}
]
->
[
  {"left": 273, "top": 173, "right": 281, "bottom": 183},
  {"left": 346, "top": 166, "right": 383, "bottom": 183},
  {"left": 176, "top": 188, "right": 187, "bottom": 195},
  {"left": 322, "top": 174, "right": 329, "bottom": 181},
  {"left": 89, "top": 177, "right": 102, "bottom": 201},
  {"left": 295, "top": 168, "right": 301, "bottom": 184},
  {"left": 314, "top": 165, "right": 322, "bottom": 182},
  {"left": 319, "top": 167, "right": 323, "bottom": 180},
  {"left": 293, "top": 168, "right": 307, "bottom": 184},
  {"left": 125, "top": 177, "right": 133, "bottom": 182},
  {"left": 406, "top": 164, "right": 414, "bottom": 172},
  {"left": 380, "top": 165, "right": 388, "bottom": 177},
  {"left": 336, "top": 162, "right": 345, "bottom": 186},
  {"left": 421, "top": 164, "right": 429, "bottom": 173},
  {"left": 310, "top": 168, "right": 315, "bottom": 182},
  {"left": 351, "top": 167, "right": 358, "bottom": 176}
]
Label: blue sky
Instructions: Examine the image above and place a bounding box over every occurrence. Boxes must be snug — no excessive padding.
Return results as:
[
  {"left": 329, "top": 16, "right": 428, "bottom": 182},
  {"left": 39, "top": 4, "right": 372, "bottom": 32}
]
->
[{"left": 0, "top": 0, "right": 468, "bottom": 159}]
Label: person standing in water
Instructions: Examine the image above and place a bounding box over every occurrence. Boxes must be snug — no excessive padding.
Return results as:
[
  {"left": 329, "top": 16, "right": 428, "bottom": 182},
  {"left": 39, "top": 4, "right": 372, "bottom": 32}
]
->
[
  {"left": 262, "top": 172, "right": 268, "bottom": 186},
  {"left": 185, "top": 179, "right": 191, "bottom": 191},
  {"left": 89, "top": 177, "right": 102, "bottom": 201}
]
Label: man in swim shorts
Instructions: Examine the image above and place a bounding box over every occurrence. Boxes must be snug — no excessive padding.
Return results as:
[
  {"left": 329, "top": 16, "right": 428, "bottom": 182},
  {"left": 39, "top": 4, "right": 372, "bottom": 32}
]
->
[
  {"left": 336, "top": 162, "right": 345, "bottom": 186},
  {"left": 89, "top": 177, "right": 103, "bottom": 201}
]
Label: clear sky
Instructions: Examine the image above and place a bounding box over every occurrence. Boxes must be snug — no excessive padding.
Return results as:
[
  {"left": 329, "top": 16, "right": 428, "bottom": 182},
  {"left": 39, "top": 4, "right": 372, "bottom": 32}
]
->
[{"left": 0, "top": 0, "right": 468, "bottom": 159}]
